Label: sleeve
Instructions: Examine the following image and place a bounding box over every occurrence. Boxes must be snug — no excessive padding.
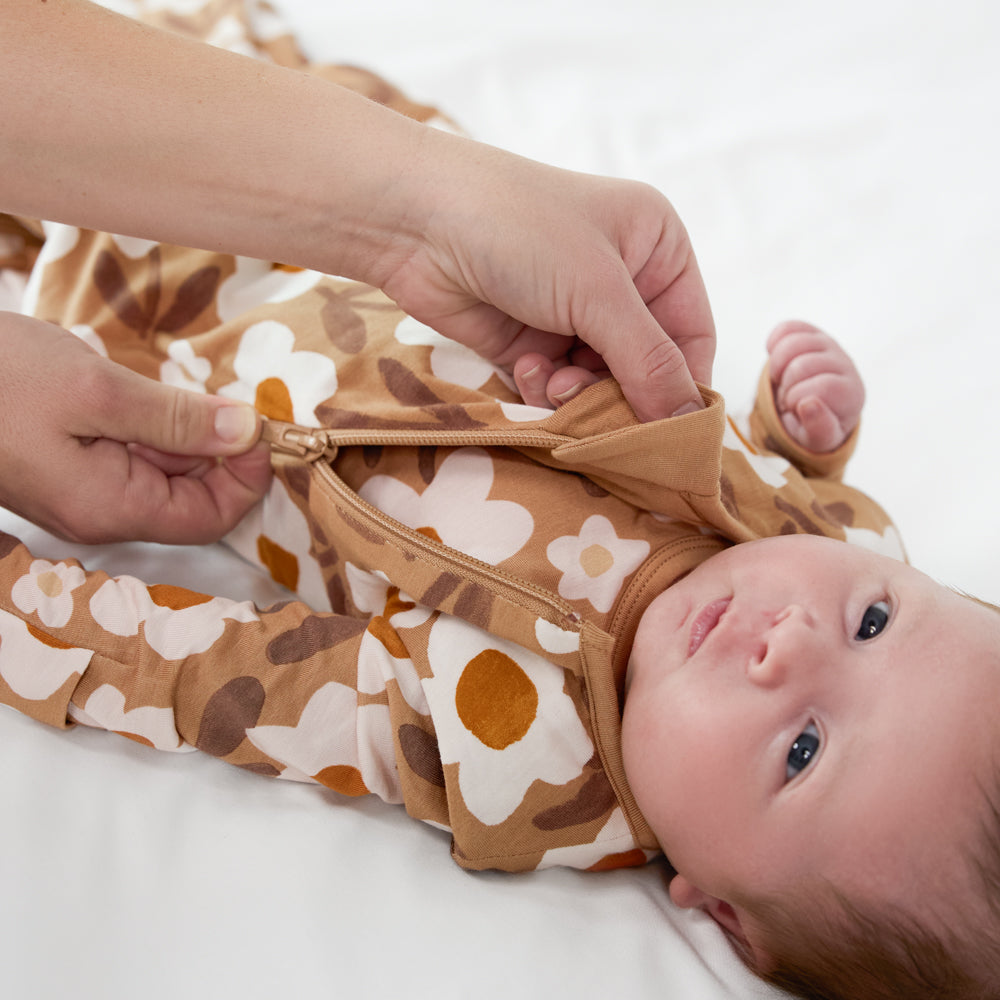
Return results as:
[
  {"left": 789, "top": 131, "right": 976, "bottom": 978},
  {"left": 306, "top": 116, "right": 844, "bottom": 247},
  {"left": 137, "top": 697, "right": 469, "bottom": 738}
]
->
[
  {"left": 524, "top": 379, "right": 899, "bottom": 550},
  {"left": 0, "top": 529, "right": 451, "bottom": 825}
]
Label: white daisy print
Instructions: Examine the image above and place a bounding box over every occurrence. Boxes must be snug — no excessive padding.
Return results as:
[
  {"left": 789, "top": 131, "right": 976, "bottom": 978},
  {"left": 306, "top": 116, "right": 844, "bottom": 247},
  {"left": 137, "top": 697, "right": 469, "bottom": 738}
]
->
[
  {"left": 346, "top": 564, "right": 432, "bottom": 714},
  {"left": 423, "top": 615, "right": 593, "bottom": 826},
  {"left": 12, "top": 559, "right": 86, "bottom": 628},
  {"left": 246, "top": 681, "right": 403, "bottom": 803},
  {"left": 89, "top": 577, "right": 258, "bottom": 659},
  {"left": 394, "top": 315, "right": 515, "bottom": 393},
  {"left": 21, "top": 223, "right": 80, "bottom": 315},
  {"left": 69, "top": 324, "right": 109, "bottom": 358},
  {"left": 359, "top": 449, "right": 533, "bottom": 566},
  {"left": 0, "top": 608, "right": 91, "bottom": 701},
  {"left": 216, "top": 256, "right": 323, "bottom": 323},
  {"left": 225, "top": 477, "right": 329, "bottom": 608},
  {"left": 160, "top": 338, "right": 211, "bottom": 393},
  {"left": 538, "top": 809, "right": 644, "bottom": 870},
  {"left": 546, "top": 515, "right": 650, "bottom": 613},
  {"left": 110, "top": 233, "right": 159, "bottom": 259},
  {"left": 68, "top": 684, "right": 193, "bottom": 752},
  {"left": 844, "top": 523, "right": 906, "bottom": 561},
  {"left": 218, "top": 320, "right": 338, "bottom": 425}
]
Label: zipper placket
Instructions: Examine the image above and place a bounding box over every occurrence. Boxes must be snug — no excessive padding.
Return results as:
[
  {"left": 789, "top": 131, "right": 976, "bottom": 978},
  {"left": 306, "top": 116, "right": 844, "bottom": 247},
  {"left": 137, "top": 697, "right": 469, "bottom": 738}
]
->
[{"left": 261, "top": 418, "right": 584, "bottom": 629}]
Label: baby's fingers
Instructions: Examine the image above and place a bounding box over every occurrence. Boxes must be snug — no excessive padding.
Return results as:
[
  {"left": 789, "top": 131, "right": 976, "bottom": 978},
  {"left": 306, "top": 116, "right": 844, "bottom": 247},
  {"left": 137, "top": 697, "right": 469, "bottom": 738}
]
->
[
  {"left": 782, "top": 395, "right": 846, "bottom": 454},
  {"left": 768, "top": 327, "right": 848, "bottom": 389}
]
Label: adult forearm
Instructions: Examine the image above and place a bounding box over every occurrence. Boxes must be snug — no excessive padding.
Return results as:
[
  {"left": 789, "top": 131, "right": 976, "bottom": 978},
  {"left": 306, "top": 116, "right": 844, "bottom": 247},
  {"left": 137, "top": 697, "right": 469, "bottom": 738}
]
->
[{"left": 0, "top": 0, "right": 429, "bottom": 281}]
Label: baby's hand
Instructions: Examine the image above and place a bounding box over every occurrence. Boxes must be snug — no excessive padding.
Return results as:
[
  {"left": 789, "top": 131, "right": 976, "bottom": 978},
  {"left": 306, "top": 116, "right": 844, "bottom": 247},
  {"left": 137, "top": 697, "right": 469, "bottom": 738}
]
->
[{"left": 767, "top": 320, "right": 865, "bottom": 453}]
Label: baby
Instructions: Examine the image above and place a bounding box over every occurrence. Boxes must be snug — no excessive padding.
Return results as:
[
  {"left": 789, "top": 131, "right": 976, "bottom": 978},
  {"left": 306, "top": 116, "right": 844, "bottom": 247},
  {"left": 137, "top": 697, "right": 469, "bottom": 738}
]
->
[
  {"left": 4, "top": 217, "right": 999, "bottom": 997},
  {"left": 2, "top": 10, "right": 999, "bottom": 1000}
]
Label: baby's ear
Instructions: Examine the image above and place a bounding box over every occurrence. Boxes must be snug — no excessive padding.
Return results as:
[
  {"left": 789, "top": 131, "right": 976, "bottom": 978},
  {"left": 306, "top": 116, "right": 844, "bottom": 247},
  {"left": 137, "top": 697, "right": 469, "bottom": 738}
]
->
[{"left": 669, "top": 875, "right": 752, "bottom": 951}]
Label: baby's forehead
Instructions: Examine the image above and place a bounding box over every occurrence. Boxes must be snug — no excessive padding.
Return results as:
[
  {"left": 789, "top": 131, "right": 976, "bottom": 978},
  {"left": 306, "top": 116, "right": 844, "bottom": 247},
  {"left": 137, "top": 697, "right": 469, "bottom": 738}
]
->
[{"left": 943, "top": 585, "right": 1000, "bottom": 656}]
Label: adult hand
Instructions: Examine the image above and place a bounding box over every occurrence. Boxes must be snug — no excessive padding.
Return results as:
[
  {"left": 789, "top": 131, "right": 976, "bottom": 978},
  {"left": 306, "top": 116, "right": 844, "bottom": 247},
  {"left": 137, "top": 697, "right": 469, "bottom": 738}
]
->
[
  {"left": 0, "top": 313, "right": 272, "bottom": 545},
  {"left": 377, "top": 139, "right": 716, "bottom": 422},
  {"left": 1, "top": 2, "right": 711, "bottom": 421}
]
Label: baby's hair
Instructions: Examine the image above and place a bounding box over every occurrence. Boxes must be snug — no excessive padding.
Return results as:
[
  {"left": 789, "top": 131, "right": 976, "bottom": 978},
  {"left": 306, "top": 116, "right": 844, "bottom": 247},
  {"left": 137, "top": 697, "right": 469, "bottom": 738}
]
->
[
  {"left": 957, "top": 591, "right": 1000, "bottom": 618},
  {"left": 747, "top": 889, "right": 1000, "bottom": 1000}
]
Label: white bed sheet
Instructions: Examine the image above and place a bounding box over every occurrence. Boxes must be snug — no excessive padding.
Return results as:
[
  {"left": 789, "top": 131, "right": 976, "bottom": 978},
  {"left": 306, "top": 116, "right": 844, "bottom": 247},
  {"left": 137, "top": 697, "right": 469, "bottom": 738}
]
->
[{"left": 3, "top": 1, "right": 999, "bottom": 997}]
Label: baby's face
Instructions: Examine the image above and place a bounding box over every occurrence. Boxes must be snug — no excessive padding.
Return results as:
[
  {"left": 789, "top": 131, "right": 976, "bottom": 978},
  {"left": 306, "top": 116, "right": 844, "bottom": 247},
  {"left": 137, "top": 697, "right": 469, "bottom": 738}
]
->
[{"left": 622, "top": 535, "right": 1000, "bottom": 948}]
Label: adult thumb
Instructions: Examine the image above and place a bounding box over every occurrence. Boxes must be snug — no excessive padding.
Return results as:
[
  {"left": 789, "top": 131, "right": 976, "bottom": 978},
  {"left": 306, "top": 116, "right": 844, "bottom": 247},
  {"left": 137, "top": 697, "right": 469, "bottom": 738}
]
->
[
  {"left": 588, "top": 295, "right": 705, "bottom": 423},
  {"left": 91, "top": 363, "right": 262, "bottom": 456}
]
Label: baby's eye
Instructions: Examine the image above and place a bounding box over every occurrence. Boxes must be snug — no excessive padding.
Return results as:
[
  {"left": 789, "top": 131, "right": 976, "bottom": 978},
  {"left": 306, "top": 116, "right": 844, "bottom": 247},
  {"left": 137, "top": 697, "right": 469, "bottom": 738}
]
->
[
  {"left": 855, "top": 600, "right": 890, "bottom": 641},
  {"left": 786, "top": 723, "right": 820, "bottom": 782}
]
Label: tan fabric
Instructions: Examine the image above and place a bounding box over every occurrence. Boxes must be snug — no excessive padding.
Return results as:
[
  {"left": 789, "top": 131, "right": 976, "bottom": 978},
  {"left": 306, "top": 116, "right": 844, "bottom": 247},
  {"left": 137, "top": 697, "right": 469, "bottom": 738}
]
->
[{"left": 0, "top": 0, "right": 902, "bottom": 873}]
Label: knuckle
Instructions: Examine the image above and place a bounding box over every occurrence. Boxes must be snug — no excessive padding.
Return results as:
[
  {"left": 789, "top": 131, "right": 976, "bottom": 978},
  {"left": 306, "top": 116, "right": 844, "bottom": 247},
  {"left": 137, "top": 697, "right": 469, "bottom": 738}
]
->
[{"left": 641, "top": 339, "right": 690, "bottom": 383}]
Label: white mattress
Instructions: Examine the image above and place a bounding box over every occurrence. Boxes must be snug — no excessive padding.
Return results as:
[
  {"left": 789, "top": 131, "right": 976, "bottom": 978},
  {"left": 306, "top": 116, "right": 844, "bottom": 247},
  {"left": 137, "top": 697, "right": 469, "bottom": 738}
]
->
[{"left": 3, "top": 1, "right": 998, "bottom": 997}]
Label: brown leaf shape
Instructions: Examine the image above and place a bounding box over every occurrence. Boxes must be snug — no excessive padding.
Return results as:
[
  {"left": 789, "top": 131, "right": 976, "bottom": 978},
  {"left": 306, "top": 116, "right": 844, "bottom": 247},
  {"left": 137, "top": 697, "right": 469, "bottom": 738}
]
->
[
  {"left": 319, "top": 287, "right": 367, "bottom": 353},
  {"left": 94, "top": 249, "right": 149, "bottom": 333},
  {"left": 378, "top": 357, "right": 444, "bottom": 407},
  {"left": 156, "top": 266, "right": 221, "bottom": 332},
  {"left": 266, "top": 614, "right": 366, "bottom": 665},
  {"left": 196, "top": 676, "right": 265, "bottom": 758}
]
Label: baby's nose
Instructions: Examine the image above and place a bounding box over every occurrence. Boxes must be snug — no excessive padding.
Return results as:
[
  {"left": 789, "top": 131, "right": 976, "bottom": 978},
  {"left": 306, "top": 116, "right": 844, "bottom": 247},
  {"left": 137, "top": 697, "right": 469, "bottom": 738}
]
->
[{"left": 746, "top": 605, "right": 818, "bottom": 688}]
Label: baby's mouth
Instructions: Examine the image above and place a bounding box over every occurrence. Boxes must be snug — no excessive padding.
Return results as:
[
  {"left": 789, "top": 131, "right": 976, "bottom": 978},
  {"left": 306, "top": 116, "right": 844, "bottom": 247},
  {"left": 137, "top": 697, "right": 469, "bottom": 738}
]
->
[{"left": 687, "top": 598, "right": 731, "bottom": 658}]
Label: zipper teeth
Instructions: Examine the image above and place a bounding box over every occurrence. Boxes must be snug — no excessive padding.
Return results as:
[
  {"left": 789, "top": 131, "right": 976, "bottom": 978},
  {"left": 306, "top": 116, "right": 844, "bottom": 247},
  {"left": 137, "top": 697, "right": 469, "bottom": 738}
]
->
[
  {"left": 316, "top": 427, "right": 569, "bottom": 450},
  {"left": 310, "top": 460, "right": 582, "bottom": 626}
]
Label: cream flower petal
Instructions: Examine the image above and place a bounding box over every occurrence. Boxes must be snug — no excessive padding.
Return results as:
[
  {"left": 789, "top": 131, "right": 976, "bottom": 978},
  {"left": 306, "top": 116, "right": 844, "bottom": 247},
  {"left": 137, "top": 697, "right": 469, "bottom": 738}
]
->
[
  {"left": 395, "top": 315, "right": 514, "bottom": 392},
  {"left": 89, "top": 576, "right": 257, "bottom": 658},
  {"left": 247, "top": 681, "right": 356, "bottom": 774},
  {"left": 225, "top": 478, "right": 329, "bottom": 607},
  {"left": 21, "top": 224, "right": 80, "bottom": 314},
  {"left": 360, "top": 449, "right": 533, "bottom": 566},
  {"left": 110, "top": 234, "right": 158, "bottom": 259},
  {"left": 546, "top": 515, "right": 650, "bottom": 613},
  {"left": 246, "top": 682, "right": 402, "bottom": 803},
  {"left": 537, "top": 808, "right": 642, "bottom": 870},
  {"left": 68, "top": 684, "right": 191, "bottom": 752},
  {"left": 216, "top": 258, "right": 324, "bottom": 322},
  {"left": 423, "top": 615, "right": 592, "bottom": 826},
  {"left": 70, "top": 324, "right": 109, "bottom": 358},
  {"left": 11, "top": 560, "right": 86, "bottom": 628},
  {"left": 844, "top": 523, "right": 906, "bottom": 560},
  {"left": 356, "top": 629, "right": 430, "bottom": 715},
  {"left": 0, "top": 609, "right": 90, "bottom": 701},
  {"left": 345, "top": 563, "right": 393, "bottom": 614},
  {"left": 217, "top": 320, "right": 338, "bottom": 426},
  {"left": 499, "top": 401, "right": 554, "bottom": 422},
  {"left": 534, "top": 618, "right": 581, "bottom": 655},
  {"left": 141, "top": 597, "right": 258, "bottom": 660},
  {"left": 160, "top": 339, "right": 211, "bottom": 393}
]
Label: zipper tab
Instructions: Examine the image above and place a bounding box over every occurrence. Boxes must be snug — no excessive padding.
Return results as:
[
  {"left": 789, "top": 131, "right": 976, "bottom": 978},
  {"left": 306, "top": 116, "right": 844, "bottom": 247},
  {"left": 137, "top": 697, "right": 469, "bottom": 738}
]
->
[{"left": 261, "top": 419, "right": 336, "bottom": 462}]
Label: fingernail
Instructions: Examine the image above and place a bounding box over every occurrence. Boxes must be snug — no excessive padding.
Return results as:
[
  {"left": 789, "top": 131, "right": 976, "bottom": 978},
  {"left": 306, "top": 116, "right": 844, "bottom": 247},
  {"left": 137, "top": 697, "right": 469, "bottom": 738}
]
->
[
  {"left": 670, "top": 400, "right": 702, "bottom": 418},
  {"left": 551, "top": 381, "right": 587, "bottom": 404},
  {"left": 214, "top": 405, "right": 258, "bottom": 446}
]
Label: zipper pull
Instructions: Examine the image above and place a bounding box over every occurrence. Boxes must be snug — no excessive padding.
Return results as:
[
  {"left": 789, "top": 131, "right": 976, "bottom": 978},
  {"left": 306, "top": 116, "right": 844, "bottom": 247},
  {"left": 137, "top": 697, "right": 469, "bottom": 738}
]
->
[{"left": 260, "top": 419, "right": 336, "bottom": 462}]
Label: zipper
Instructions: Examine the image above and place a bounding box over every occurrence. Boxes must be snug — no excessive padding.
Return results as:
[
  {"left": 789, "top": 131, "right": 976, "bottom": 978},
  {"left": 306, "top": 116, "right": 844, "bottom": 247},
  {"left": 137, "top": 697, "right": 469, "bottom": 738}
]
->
[
  {"left": 261, "top": 417, "right": 576, "bottom": 457},
  {"left": 260, "top": 417, "right": 584, "bottom": 629},
  {"left": 260, "top": 419, "right": 337, "bottom": 462}
]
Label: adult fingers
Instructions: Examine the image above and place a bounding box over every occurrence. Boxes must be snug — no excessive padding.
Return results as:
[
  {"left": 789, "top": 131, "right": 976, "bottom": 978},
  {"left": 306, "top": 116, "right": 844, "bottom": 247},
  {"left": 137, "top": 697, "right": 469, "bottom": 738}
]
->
[
  {"left": 57, "top": 440, "right": 273, "bottom": 545},
  {"left": 79, "top": 359, "right": 262, "bottom": 457},
  {"left": 578, "top": 277, "right": 708, "bottom": 422},
  {"left": 512, "top": 354, "right": 605, "bottom": 408}
]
